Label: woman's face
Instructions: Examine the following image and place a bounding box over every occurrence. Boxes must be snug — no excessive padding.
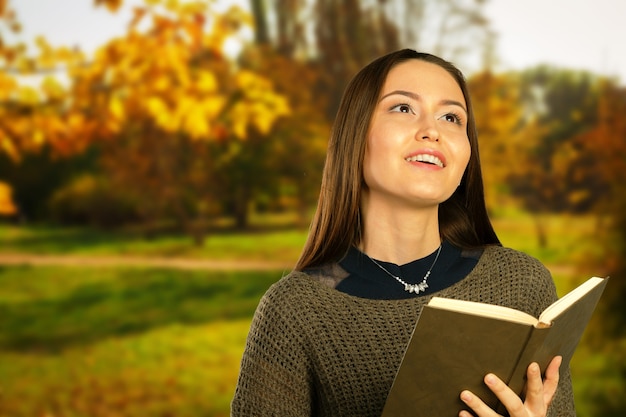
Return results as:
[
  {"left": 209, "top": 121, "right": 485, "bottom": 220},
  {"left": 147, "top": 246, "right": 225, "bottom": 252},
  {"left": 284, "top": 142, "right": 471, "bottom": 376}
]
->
[{"left": 362, "top": 59, "right": 470, "bottom": 209}]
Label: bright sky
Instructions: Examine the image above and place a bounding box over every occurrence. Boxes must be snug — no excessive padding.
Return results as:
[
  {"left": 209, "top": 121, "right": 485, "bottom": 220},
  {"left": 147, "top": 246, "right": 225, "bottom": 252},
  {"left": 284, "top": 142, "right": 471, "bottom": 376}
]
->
[
  {"left": 6, "top": 0, "right": 626, "bottom": 85},
  {"left": 484, "top": 0, "right": 626, "bottom": 84}
]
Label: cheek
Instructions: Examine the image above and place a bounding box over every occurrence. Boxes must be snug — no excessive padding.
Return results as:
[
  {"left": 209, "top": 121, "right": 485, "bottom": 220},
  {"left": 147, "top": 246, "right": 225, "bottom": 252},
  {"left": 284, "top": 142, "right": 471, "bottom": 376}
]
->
[
  {"left": 461, "top": 142, "right": 471, "bottom": 167},
  {"left": 457, "top": 141, "right": 471, "bottom": 178},
  {"left": 362, "top": 130, "right": 389, "bottom": 187},
  {"left": 448, "top": 136, "right": 471, "bottom": 177},
  {"left": 362, "top": 142, "right": 376, "bottom": 187}
]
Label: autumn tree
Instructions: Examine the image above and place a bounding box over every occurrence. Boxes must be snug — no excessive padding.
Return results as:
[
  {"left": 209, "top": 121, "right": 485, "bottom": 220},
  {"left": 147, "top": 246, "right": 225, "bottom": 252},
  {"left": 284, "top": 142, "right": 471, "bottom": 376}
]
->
[
  {"left": 549, "top": 80, "right": 626, "bottom": 417},
  {"left": 468, "top": 71, "right": 527, "bottom": 212},
  {"left": 0, "top": 6, "right": 87, "bottom": 160},
  {"left": 506, "top": 67, "right": 607, "bottom": 247},
  {"left": 236, "top": 47, "right": 330, "bottom": 225},
  {"left": 70, "top": 1, "right": 292, "bottom": 240},
  {"left": 0, "top": 1, "right": 89, "bottom": 218},
  {"left": 1, "top": 0, "right": 310, "bottom": 241}
]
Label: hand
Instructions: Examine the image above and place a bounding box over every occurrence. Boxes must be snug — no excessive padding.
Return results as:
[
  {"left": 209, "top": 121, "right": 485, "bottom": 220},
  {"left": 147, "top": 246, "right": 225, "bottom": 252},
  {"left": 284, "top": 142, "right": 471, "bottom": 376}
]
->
[{"left": 458, "top": 356, "right": 562, "bottom": 417}]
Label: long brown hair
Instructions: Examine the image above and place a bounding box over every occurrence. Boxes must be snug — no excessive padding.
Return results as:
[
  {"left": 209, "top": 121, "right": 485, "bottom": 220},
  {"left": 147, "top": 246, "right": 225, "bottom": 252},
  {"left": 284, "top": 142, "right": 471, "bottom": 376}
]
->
[{"left": 295, "top": 49, "right": 500, "bottom": 271}]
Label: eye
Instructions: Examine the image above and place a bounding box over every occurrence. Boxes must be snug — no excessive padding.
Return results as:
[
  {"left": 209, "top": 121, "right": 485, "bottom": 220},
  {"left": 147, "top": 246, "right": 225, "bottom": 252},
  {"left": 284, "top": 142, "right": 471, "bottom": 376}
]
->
[
  {"left": 440, "top": 112, "right": 463, "bottom": 125},
  {"left": 390, "top": 103, "right": 413, "bottom": 114}
]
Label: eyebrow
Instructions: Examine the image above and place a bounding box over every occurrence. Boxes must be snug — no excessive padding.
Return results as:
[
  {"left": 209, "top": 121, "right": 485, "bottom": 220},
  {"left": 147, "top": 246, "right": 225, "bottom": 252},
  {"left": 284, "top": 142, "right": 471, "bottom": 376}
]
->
[{"left": 379, "top": 89, "right": 468, "bottom": 115}]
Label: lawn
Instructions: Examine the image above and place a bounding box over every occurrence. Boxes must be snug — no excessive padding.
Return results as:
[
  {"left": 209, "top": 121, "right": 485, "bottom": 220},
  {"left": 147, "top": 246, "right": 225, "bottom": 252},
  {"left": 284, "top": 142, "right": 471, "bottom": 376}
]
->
[
  {"left": 0, "top": 224, "right": 308, "bottom": 262},
  {"left": 0, "top": 318, "right": 251, "bottom": 417},
  {"left": 0, "top": 266, "right": 281, "bottom": 416}
]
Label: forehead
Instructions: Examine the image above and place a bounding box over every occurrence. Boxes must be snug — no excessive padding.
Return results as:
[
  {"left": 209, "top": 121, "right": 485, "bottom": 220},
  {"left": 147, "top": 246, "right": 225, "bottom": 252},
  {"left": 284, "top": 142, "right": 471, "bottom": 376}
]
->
[{"left": 381, "top": 59, "right": 465, "bottom": 103}]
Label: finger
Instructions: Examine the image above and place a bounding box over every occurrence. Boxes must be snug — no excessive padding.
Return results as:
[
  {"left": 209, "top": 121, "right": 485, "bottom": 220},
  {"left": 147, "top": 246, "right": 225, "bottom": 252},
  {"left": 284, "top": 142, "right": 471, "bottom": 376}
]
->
[
  {"left": 542, "top": 356, "right": 562, "bottom": 405},
  {"left": 459, "top": 389, "right": 499, "bottom": 417},
  {"left": 523, "top": 362, "right": 547, "bottom": 415},
  {"left": 482, "top": 373, "right": 525, "bottom": 416}
]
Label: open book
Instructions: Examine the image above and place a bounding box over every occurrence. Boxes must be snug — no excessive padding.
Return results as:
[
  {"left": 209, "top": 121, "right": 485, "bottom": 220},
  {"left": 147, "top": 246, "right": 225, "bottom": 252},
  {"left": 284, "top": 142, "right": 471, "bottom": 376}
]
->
[{"left": 381, "top": 276, "right": 608, "bottom": 417}]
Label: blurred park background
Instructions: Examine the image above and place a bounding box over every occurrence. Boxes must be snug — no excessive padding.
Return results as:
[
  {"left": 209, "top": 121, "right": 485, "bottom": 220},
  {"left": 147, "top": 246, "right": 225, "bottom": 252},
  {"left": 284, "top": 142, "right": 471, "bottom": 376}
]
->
[{"left": 1, "top": 0, "right": 625, "bottom": 415}]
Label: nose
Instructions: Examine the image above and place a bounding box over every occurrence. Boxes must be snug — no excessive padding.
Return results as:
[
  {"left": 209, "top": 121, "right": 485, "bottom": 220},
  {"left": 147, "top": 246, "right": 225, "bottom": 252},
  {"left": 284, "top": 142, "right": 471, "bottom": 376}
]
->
[{"left": 415, "top": 118, "right": 440, "bottom": 142}]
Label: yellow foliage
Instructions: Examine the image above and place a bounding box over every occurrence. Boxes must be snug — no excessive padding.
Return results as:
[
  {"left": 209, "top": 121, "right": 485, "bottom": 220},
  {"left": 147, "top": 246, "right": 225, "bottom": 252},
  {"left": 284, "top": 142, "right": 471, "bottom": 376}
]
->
[
  {"left": 40, "top": 76, "right": 65, "bottom": 101},
  {"left": 146, "top": 96, "right": 175, "bottom": 131},
  {"left": 0, "top": 73, "right": 17, "bottom": 100},
  {"left": 183, "top": 105, "right": 211, "bottom": 139},
  {"left": 17, "top": 85, "right": 39, "bottom": 105},
  {"left": 196, "top": 71, "right": 217, "bottom": 93},
  {"left": 1, "top": 0, "right": 290, "bottom": 159},
  {"left": 165, "top": 0, "right": 180, "bottom": 11},
  {"left": 152, "top": 74, "right": 171, "bottom": 92},
  {"left": 227, "top": 71, "right": 291, "bottom": 139},
  {"left": 108, "top": 96, "right": 126, "bottom": 122},
  {"left": 0, "top": 136, "right": 20, "bottom": 162},
  {"left": 32, "top": 129, "right": 45, "bottom": 145},
  {"left": 200, "top": 96, "right": 225, "bottom": 118}
]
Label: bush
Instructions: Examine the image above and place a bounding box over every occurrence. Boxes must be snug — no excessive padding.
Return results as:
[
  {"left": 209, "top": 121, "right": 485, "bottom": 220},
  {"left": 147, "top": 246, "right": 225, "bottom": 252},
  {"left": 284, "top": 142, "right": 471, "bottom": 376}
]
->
[{"left": 47, "top": 175, "right": 142, "bottom": 228}]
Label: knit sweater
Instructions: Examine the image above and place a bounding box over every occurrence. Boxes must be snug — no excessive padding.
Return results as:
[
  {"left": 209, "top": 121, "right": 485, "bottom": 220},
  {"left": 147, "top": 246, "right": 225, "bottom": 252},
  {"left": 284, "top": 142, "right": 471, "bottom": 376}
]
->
[{"left": 231, "top": 245, "right": 576, "bottom": 416}]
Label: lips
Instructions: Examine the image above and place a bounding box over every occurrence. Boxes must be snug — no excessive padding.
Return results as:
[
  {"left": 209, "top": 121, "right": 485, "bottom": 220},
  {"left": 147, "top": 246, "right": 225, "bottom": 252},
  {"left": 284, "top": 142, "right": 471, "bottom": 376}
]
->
[{"left": 405, "top": 152, "right": 445, "bottom": 168}]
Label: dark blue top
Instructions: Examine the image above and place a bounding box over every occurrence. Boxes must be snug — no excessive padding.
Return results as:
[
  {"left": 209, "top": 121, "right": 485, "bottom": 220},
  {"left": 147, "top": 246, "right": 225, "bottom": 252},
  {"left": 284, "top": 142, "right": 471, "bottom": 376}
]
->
[{"left": 336, "top": 241, "right": 481, "bottom": 300}]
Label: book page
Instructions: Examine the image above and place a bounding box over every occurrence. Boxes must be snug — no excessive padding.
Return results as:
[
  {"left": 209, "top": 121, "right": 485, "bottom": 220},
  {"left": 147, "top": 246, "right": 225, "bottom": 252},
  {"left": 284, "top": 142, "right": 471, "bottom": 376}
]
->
[
  {"left": 427, "top": 297, "right": 538, "bottom": 325},
  {"left": 538, "top": 276, "right": 605, "bottom": 324}
]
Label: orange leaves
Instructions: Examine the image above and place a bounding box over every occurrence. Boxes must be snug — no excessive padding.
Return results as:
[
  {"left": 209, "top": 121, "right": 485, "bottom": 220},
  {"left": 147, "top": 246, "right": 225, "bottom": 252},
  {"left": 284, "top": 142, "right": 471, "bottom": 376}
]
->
[
  {"left": 67, "top": 1, "right": 289, "bottom": 143},
  {"left": 0, "top": 0, "right": 292, "bottom": 173},
  {"left": 0, "top": 0, "right": 20, "bottom": 33},
  {"left": 0, "top": 181, "right": 18, "bottom": 216},
  {"left": 94, "top": 0, "right": 124, "bottom": 13},
  {"left": 0, "top": 72, "right": 17, "bottom": 100}
]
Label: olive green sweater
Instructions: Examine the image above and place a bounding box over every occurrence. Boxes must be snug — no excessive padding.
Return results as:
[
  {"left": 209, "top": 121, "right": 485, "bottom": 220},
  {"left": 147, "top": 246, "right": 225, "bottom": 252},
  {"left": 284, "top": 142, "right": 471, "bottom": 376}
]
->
[{"left": 231, "top": 246, "right": 576, "bottom": 416}]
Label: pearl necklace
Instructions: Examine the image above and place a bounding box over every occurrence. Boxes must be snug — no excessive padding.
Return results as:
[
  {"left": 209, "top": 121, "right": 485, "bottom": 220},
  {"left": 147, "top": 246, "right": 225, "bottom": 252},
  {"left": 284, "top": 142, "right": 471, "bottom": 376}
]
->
[{"left": 366, "top": 244, "right": 442, "bottom": 294}]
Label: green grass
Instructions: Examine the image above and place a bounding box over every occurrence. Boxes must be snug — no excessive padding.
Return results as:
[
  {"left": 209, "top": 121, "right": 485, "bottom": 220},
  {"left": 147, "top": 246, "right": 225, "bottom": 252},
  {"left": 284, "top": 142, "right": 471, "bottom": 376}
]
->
[
  {"left": 492, "top": 212, "right": 600, "bottom": 266},
  {"left": 0, "top": 224, "right": 308, "bottom": 262},
  {"left": 0, "top": 265, "right": 278, "bottom": 416},
  {"left": 0, "top": 319, "right": 250, "bottom": 417},
  {"left": 0, "top": 265, "right": 280, "bottom": 353}
]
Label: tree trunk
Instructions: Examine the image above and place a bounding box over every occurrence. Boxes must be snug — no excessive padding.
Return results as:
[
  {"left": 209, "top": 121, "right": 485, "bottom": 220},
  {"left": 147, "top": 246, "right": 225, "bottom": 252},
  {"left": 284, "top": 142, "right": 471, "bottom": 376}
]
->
[
  {"left": 233, "top": 185, "right": 250, "bottom": 229},
  {"left": 534, "top": 214, "right": 548, "bottom": 249},
  {"left": 249, "top": 0, "right": 269, "bottom": 45}
]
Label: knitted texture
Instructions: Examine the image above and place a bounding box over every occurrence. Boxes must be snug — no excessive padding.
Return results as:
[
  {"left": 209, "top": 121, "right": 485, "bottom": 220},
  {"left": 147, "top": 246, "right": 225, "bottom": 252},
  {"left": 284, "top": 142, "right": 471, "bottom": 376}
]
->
[{"left": 231, "top": 246, "right": 576, "bottom": 416}]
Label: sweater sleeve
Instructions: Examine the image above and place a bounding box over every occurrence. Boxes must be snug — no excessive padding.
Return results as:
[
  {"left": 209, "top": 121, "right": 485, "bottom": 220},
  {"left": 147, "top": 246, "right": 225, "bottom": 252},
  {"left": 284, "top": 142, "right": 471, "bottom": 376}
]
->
[
  {"left": 231, "top": 279, "right": 313, "bottom": 416},
  {"left": 518, "top": 253, "right": 577, "bottom": 417}
]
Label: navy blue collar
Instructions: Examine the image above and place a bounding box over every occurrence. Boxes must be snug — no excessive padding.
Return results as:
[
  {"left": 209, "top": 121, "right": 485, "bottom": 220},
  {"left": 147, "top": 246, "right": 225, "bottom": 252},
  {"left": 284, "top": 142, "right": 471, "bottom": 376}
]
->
[{"left": 336, "top": 241, "right": 481, "bottom": 300}]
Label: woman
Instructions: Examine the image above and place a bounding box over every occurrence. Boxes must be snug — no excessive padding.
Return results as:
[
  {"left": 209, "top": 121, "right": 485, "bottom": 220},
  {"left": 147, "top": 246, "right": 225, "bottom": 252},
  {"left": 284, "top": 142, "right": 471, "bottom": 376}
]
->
[{"left": 231, "top": 49, "right": 575, "bottom": 416}]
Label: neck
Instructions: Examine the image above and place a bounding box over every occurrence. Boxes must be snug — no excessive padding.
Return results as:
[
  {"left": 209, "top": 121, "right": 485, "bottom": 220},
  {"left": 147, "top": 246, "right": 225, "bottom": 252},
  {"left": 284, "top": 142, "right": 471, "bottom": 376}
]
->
[{"left": 359, "top": 197, "right": 441, "bottom": 265}]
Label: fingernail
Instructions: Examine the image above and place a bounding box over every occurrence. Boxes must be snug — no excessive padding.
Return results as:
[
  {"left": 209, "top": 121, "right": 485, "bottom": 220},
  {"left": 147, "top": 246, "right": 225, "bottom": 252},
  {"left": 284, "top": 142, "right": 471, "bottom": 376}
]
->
[
  {"left": 485, "top": 373, "right": 496, "bottom": 385},
  {"left": 461, "top": 391, "right": 472, "bottom": 402}
]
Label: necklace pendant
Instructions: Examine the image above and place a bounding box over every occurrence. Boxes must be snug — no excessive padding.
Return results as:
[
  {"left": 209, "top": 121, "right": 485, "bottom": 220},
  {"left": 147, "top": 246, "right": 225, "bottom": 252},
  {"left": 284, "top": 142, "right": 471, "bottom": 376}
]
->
[
  {"left": 404, "top": 283, "right": 417, "bottom": 293},
  {"left": 404, "top": 282, "right": 429, "bottom": 294}
]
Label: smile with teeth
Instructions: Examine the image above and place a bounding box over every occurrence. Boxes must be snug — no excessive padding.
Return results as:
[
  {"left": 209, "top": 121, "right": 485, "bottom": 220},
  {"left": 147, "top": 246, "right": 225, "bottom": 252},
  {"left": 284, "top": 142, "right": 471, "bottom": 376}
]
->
[{"left": 405, "top": 154, "right": 444, "bottom": 168}]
